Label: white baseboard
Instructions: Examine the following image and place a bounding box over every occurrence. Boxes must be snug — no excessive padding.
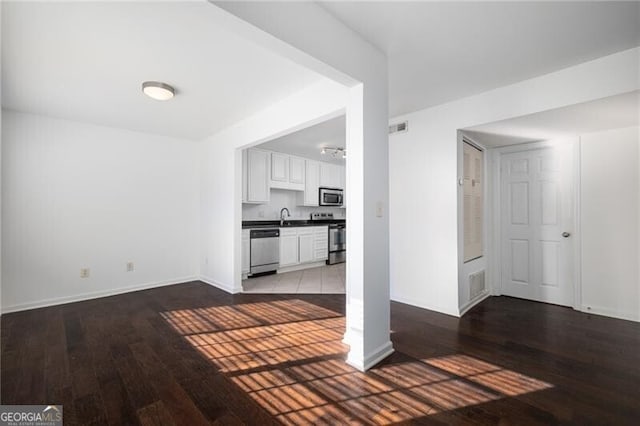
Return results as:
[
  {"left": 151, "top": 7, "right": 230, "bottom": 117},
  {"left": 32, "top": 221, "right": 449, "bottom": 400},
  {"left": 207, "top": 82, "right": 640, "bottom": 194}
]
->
[
  {"left": 199, "top": 275, "right": 242, "bottom": 294},
  {"left": 1, "top": 276, "right": 198, "bottom": 314},
  {"left": 390, "top": 293, "right": 460, "bottom": 318},
  {"left": 580, "top": 304, "right": 640, "bottom": 323},
  {"left": 347, "top": 340, "right": 394, "bottom": 371},
  {"left": 459, "top": 290, "right": 491, "bottom": 317},
  {"left": 342, "top": 329, "right": 356, "bottom": 346}
]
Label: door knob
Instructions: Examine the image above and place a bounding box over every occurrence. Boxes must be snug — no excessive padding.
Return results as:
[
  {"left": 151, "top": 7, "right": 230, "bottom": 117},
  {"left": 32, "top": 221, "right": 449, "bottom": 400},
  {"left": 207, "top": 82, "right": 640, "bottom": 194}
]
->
[{"left": 562, "top": 232, "right": 571, "bottom": 238}]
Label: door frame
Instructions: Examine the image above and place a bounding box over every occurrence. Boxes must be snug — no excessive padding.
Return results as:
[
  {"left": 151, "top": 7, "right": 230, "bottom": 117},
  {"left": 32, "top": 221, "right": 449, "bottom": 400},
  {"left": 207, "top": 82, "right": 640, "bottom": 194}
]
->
[{"left": 488, "top": 139, "right": 582, "bottom": 310}]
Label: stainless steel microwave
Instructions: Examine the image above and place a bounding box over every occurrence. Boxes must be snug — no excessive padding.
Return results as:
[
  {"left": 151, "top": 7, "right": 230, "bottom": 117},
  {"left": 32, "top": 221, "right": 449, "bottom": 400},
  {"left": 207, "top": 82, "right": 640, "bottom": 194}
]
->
[{"left": 319, "top": 187, "right": 343, "bottom": 206}]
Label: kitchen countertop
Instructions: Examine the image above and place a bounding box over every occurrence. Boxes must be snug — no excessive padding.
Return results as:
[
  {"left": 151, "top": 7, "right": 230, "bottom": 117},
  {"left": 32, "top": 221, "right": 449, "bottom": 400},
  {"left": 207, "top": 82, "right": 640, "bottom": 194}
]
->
[{"left": 242, "top": 219, "right": 345, "bottom": 229}]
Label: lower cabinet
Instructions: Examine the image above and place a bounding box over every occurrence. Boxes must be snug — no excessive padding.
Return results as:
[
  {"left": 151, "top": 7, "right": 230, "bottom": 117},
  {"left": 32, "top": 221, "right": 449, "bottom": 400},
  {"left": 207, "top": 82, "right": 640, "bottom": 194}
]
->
[
  {"left": 313, "top": 226, "right": 328, "bottom": 261},
  {"left": 279, "top": 229, "right": 299, "bottom": 267},
  {"left": 298, "top": 229, "right": 314, "bottom": 264},
  {"left": 279, "top": 226, "right": 328, "bottom": 268},
  {"left": 241, "top": 229, "right": 250, "bottom": 274}
]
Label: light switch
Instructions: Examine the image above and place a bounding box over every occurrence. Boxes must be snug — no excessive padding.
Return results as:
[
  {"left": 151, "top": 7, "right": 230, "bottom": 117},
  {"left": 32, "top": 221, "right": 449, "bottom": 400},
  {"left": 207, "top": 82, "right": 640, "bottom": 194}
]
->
[{"left": 376, "top": 202, "right": 383, "bottom": 217}]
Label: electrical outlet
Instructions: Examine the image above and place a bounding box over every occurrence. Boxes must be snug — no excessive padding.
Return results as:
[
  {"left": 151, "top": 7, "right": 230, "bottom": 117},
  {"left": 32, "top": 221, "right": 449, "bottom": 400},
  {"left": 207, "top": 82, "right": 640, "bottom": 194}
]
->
[
  {"left": 80, "top": 268, "right": 90, "bottom": 278},
  {"left": 258, "top": 211, "right": 265, "bottom": 218},
  {"left": 126, "top": 262, "right": 134, "bottom": 272}
]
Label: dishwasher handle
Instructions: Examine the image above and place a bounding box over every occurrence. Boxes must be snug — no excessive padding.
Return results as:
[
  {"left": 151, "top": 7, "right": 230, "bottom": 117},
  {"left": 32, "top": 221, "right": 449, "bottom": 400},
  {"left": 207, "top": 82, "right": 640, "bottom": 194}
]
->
[{"left": 250, "top": 229, "right": 280, "bottom": 239}]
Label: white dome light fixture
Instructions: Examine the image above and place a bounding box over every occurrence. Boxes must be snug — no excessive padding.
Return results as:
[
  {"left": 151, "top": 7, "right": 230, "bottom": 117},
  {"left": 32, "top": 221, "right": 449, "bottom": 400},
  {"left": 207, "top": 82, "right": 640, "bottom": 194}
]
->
[{"left": 142, "top": 81, "right": 175, "bottom": 101}]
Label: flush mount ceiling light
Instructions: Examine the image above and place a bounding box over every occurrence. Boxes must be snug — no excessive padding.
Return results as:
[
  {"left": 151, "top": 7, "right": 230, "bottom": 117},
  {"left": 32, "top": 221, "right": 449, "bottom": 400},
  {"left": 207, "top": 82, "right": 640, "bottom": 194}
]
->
[
  {"left": 320, "top": 146, "right": 346, "bottom": 159},
  {"left": 142, "top": 81, "right": 175, "bottom": 101}
]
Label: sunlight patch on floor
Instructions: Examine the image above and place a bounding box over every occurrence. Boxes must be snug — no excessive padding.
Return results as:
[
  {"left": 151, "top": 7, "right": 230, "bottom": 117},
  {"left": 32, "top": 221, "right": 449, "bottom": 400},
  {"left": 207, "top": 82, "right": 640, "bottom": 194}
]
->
[
  {"left": 424, "top": 354, "right": 553, "bottom": 396},
  {"left": 162, "top": 299, "right": 553, "bottom": 425}
]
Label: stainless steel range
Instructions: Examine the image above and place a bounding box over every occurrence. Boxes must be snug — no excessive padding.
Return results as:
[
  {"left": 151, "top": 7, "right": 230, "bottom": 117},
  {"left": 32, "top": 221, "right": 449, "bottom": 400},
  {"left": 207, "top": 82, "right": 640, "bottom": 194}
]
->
[{"left": 328, "top": 223, "right": 346, "bottom": 264}]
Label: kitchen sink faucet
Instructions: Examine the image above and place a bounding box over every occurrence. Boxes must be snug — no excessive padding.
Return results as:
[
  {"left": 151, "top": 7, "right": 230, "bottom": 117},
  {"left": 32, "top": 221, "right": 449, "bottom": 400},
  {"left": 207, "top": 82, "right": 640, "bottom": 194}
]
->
[{"left": 280, "top": 207, "right": 290, "bottom": 227}]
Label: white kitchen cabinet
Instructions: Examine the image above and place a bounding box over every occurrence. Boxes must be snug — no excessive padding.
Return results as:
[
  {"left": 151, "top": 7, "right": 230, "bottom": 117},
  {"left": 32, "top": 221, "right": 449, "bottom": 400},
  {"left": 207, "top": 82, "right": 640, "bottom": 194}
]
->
[
  {"left": 289, "top": 156, "right": 305, "bottom": 184},
  {"left": 319, "top": 162, "right": 335, "bottom": 188},
  {"left": 271, "top": 153, "right": 304, "bottom": 191},
  {"left": 298, "top": 160, "right": 320, "bottom": 206},
  {"left": 279, "top": 226, "right": 327, "bottom": 268},
  {"left": 279, "top": 228, "right": 299, "bottom": 267},
  {"left": 246, "top": 148, "right": 270, "bottom": 203},
  {"left": 313, "top": 226, "right": 329, "bottom": 261},
  {"left": 242, "top": 150, "right": 248, "bottom": 203},
  {"left": 242, "top": 229, "right": 250, "bottom": 274},
  {"left": 245, "top": 149, "right": 344, "bottom": 204},
  {"left": 320, "top": 162, "right": 343, "bottom": 189},
  {"left": 298, "top": 228, "right": 314, "bottom": 264},
  {"left": 271, "top": 152, "right": 289, "bottom": 183}
]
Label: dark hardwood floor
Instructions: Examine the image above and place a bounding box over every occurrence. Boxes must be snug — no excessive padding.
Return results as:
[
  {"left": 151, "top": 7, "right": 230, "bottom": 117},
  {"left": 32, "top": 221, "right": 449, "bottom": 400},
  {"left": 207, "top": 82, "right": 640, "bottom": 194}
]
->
[{"left": 2, "top": 282, "right": 639, "bottom": 425}]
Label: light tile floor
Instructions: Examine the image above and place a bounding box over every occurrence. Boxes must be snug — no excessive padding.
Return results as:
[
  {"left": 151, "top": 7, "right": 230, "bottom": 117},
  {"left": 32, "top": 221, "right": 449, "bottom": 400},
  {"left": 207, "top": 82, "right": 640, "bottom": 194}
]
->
[{"left": 242, "top": 263, "right": 345, "bottom": 294}]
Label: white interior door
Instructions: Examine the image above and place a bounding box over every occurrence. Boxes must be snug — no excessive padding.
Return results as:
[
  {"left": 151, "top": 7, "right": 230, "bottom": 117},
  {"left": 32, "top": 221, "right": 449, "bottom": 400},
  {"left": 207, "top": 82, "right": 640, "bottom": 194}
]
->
[{"left": 500, "top": 144, "right": 575, "bottom": 307}]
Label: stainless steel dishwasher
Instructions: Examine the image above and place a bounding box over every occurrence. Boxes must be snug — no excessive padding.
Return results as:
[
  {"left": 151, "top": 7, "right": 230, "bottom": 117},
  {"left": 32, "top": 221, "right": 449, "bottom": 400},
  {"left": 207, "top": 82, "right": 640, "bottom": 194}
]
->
[{"left": 249, "top": 228, "right": 280, "bottom": 275}]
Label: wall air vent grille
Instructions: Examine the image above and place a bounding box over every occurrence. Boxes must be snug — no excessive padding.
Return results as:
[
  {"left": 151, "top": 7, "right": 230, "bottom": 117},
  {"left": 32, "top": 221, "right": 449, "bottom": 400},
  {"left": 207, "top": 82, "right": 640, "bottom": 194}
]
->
[
  {"left": 469, "top": 270, "right": 486, "bottom": 299},
  {"left": 389, "top": 121, "right": 408, "bottom": 134}
]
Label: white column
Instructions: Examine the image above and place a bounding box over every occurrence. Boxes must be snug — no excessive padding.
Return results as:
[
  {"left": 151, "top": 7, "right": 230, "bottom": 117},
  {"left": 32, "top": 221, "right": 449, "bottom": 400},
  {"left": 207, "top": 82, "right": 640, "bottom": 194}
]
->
[{"left": 344, "top": 83, "right": 393, "bottom": 371}]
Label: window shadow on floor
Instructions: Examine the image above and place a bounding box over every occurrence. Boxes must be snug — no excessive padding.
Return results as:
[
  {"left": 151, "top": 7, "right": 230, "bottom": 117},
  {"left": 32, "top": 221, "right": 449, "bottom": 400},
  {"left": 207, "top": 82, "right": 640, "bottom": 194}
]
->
[{"left": 161, "top": 296, "right": 554, "bottom": 425}]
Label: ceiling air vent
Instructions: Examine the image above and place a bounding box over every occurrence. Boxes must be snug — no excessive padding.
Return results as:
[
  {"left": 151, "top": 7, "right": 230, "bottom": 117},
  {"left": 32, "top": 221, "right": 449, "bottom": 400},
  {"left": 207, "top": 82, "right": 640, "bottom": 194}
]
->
[{"left": 389, "top": 121, "right": 408, "bottom": 134}]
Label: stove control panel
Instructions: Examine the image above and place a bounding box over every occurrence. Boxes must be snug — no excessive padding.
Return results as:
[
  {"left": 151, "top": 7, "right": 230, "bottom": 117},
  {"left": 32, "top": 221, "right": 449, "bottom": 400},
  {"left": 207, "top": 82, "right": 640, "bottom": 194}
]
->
[{"left": 310, "top": 212, "right": 334, "bottom": 221}]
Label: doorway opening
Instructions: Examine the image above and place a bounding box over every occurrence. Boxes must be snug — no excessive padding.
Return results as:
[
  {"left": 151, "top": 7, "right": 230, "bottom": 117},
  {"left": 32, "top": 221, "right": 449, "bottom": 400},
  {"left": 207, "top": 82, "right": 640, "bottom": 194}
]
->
[
  {"left": 458, "top": 90, "right": 639, "bottom": 320},
  {"left": 240, "top": 115, "right": 347, "bottom": 294}
]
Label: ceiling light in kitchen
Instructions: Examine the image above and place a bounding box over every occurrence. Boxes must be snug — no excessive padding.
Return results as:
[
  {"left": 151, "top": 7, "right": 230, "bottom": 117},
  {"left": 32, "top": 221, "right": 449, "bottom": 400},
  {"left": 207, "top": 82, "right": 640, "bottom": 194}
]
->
[{"left": 320, "top": 146, "right": 346, "bottom": 159}]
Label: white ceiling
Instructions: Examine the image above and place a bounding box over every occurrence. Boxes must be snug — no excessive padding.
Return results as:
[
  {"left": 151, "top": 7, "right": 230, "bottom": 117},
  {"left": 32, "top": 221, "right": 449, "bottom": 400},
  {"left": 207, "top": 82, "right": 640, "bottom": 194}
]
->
[
  {"left": 1, "top": 1, "right": 323, "bottom": 140},
  {"left": 320, "top": 1, "right": 640, "bottom": 117},
  {"left": 257, "top": 115, "right": 346, "bottom": 164},
  {"left": 463, "top": 90, "right": 640, "bottom": 148}
]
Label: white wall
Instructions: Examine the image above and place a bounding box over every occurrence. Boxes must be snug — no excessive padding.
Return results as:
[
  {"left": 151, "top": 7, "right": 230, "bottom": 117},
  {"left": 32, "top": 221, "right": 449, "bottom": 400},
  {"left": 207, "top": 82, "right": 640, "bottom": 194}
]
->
[
  {"left": 580, "top": 126, "right": 639, "bottom": 321},
  {"left": 1, "top": 110, "right": 200, "bottom": 312},
  {"left": 242, "top": 189, "right": 345, "bottom": 221},
  {"left": 389, "top": 47, "right": 640, "bottom": 316},
  {"left": 1, "top": 4, "right": 3, "bottom": 314}
]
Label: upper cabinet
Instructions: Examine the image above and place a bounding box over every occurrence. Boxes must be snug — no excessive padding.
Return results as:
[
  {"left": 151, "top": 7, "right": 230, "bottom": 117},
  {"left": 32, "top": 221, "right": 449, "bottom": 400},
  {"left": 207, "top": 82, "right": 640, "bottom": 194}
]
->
[
  {"left": 244, "top": 148, "right": 270, "bottom": 204},
  {"left": 289, "top": 156, "right": 305, "bottom": 185},
  {"left": 270, "top": 153, "right": 304, "bottom": 191},
  {"left": 242, "top": 149, "right": 247, "bottom": 202},
  {"left": 298, "top": 160, "right": 345, "bottom": 207},
  {"left": 270, "top": 152, "right": 289, "bottom": 183},
  {"left": 243, "top": 148, "right": 344, "bottom": 205},
  {"left": 298, "top": 160, "right": 320, "bottom": 206},
  {"left": 320, "top": 162, "right": 344, "bottom": 189}
]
